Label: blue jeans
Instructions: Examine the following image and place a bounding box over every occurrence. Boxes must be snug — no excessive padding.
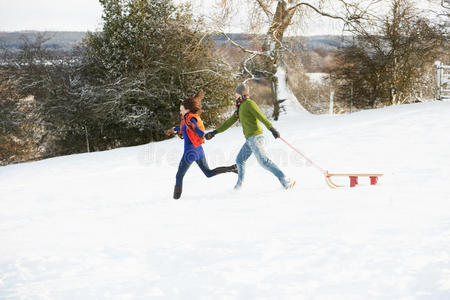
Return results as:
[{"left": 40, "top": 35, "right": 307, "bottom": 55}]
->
[
  {"left": 175, "top": 157, "right": 215, "bottom": 187},
  {"left": 235, "top": 134, "right": 287, "bottom": 189}
]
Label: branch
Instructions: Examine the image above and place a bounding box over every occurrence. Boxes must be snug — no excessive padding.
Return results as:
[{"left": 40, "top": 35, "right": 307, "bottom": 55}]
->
[
  {"left": 220, "top": 31, "right": 267, "bottom": 56},
  {"left": 255, "top": 0, "right": 273, "bottom": 19},
  {"left": 242, "top": 53, "right": 258, "bottom": 82},
  {"left": 181, "top": 69, "right": 235, "bottom": 79},
  {"left": 287, "top": 2, "right": 349, "bottom": 22},
  {"left": 254, "top": 69, "right": 275, "bottom": 76},
  {"left": 269, "top": 30, "right": 295, "bottom": 57}
]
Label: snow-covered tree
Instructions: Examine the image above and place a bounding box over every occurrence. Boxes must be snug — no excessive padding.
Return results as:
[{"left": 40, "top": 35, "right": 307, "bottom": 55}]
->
[
  {"left": 214, "top": 0, "right": 379, "bottom": 119},
  {"left": 1, "top": 0, "right": 237, "bottom": 164},
  {"left": 79, "top": 0, "right": 236, "bottom": 145}
]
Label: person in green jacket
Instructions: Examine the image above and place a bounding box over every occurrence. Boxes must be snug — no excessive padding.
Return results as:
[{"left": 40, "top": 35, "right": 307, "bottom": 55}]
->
[{"left": 205, "top": 82, "right": 295, "bottom": 190}]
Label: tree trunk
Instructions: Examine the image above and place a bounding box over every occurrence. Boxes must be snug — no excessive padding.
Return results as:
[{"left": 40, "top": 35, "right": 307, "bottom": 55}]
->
[
  {"left": 261, "top": 0, "right": 297, "bottom": 120},
  {"left": 270, "top": 75, "right": 280, "bottom": 120}
]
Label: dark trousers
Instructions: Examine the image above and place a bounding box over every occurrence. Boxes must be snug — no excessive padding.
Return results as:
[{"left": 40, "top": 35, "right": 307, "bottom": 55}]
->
[{"left": 175, "top": 157, "right": 216, "bottom": 187}]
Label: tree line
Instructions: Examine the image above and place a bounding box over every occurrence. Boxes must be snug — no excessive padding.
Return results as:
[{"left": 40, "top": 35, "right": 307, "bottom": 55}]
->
[
  {"left": 327, "top": 0, "right": 448, "bottom": 110},
  {"left": 0, "top": 0, "right": 236, "bottom": 165},
  {"left": 1, "top": 0, "right": 448, "bottom": 165}
]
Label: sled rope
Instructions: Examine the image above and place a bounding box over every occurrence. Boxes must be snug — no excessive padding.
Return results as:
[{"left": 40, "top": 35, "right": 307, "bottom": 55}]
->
[{"left": 278, "top": 137, "right": 326, "bottom": 174}]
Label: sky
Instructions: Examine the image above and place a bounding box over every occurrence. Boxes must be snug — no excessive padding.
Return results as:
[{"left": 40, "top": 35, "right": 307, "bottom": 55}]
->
[
  {"left": 0, "top": 0, "right": 345, "bottom": 34},
  {"left": 0, "top": 0, "right": 444, "bottom": 34},
  {"left": 0, "top": 0, "right": 104, "bottom": 32}
]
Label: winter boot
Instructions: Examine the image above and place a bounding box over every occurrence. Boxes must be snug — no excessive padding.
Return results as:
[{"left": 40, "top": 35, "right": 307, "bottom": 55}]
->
[
  {"left": 284, "top": 178, "right": 296, "bottom": 190},
  {"left": 173, "top": 186, "right": 182, "bottom": 199},
  {"left": 214, "top": 164, "right": 238, "bottom": 175}
]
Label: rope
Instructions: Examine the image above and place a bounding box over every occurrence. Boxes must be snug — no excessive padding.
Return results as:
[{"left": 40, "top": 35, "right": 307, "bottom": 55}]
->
[{"left": 278, "top": 137, "right": 326, "bottom": 174}]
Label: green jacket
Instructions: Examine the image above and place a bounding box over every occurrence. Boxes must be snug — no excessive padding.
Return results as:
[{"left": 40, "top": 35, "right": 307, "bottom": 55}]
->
[{"left": 216, "top": 98, "right": 273, "bottom": 139}]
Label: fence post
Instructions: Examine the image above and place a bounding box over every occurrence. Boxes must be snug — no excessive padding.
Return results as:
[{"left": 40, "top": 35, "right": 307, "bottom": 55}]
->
[
  {"left": 85, "top": 126, "right": 90, "bottom": 153},
  {"left": 436, "top": 61, "right": 442, "bottom": 100},
  {"left": 350, "top": 83, "right": 354, "bottom": 113},
  {"left": 329, "top": 91, "right": 334, "bottom": 115}
]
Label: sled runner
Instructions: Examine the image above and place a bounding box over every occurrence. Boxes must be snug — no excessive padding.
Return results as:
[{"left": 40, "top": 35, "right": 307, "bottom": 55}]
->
[
  {"left": 279, "top": 137, "right": 383, "bottom": 189},
  {"left": 325, "top": 172, "right": 383, "bottom": 189}
]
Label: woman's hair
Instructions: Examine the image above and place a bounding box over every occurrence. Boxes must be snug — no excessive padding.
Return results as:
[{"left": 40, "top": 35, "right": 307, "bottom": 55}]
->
[{"left": 182, "top": 90, "right": 204, "bottom": 115}]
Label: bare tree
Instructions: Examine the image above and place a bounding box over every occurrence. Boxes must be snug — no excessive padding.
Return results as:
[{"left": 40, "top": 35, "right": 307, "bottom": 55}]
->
[
  {"left": 328, "top": 0, "right": 446, "bottom": 109},
  {"left": 213, "top": 0, "right": 381, "bottom": 119}
]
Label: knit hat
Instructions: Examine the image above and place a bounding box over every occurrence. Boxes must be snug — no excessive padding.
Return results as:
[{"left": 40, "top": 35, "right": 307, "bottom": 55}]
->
[{"left": 235, "top": 82, "right": 249, "bottom": 96}]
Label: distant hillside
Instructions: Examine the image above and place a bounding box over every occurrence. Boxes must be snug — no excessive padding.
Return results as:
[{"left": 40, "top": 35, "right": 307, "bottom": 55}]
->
[
  {"left": 0, "top": 31, "right": 349, "bottom": 52},
  {"left": 0, "top": 31, "right": 87, "bottom": 51},
  {"left": 212, "top": 33, "right": 350, "bottom": 50}
]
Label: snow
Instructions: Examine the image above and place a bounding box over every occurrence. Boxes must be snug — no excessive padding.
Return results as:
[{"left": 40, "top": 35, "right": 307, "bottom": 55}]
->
[
  {"left": 1, "top": 101, "right": 450, "bottom": 299},
  {"left": 306, "top": 72, "right": 328, "bottom": 84},
  {"left": 276, "top": 66, "right": 308, "bottom": 114}
]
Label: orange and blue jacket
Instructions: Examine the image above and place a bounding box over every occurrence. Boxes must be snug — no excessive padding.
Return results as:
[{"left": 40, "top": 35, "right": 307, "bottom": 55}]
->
[{"left": 174, "top": 113, "right": 205, "bottom": 162}]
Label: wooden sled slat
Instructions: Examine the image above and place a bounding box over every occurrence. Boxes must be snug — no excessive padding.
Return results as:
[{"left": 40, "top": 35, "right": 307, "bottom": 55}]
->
[{"left": 326, "top": 173, "right": 383, "bottom": 177}]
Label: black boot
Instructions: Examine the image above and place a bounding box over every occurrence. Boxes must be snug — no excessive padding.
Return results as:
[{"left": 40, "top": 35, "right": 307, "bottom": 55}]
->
[
  {"left": 173, "top": 186, "right": 182, "bottom": 199},
  {"left": 214, "top": 164, "right": 238, "bottom": 175}
]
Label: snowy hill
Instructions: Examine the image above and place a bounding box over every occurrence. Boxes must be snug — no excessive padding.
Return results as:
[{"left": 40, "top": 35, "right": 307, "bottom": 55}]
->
[{"left": 1, "top": 101, "right": 450, "bottom": 299}]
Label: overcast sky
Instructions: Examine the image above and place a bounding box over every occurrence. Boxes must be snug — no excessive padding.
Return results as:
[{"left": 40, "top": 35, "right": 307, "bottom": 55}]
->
[
  {"left": 0, "top": 0, "right": 345, "bottom": 35},
  {"left": 0, "top": 0, "right": 442, "bottom": 34},
  {"left": 0, "top": 0, "right": 104, "bottom": 31}
]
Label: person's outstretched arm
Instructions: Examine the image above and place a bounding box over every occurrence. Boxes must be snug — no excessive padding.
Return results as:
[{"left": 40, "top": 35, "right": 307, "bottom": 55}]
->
[
  {"left": 205, "top": 114, "right": 238, "bottom": 140},
  {"left": 165, "top": 127, "right": 179, "bottom": 136}
]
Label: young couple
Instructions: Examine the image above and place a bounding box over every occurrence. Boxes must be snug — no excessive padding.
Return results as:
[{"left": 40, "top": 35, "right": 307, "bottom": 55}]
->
[{"left": 165, "top": 83, "right": 295, "bottom": 200}]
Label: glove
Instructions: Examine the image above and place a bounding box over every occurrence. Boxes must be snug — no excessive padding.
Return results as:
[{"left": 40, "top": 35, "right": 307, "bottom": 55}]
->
[
  {"left": 269, "top": 127, "right": 280, "bottom": 139},
  {"left": 205, "top": 130, "right": 217, "bottom": 140}
]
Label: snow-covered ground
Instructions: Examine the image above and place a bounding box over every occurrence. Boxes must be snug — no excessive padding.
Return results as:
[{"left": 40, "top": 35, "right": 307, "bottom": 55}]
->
[{"left": 1, "top": 101, "right": 450, "bottom": 299}]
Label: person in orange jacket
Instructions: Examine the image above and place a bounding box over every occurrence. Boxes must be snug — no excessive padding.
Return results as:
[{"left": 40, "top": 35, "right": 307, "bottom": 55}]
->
[{"left": 165, "top": 90, "right": 237, "bottom": 199}]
